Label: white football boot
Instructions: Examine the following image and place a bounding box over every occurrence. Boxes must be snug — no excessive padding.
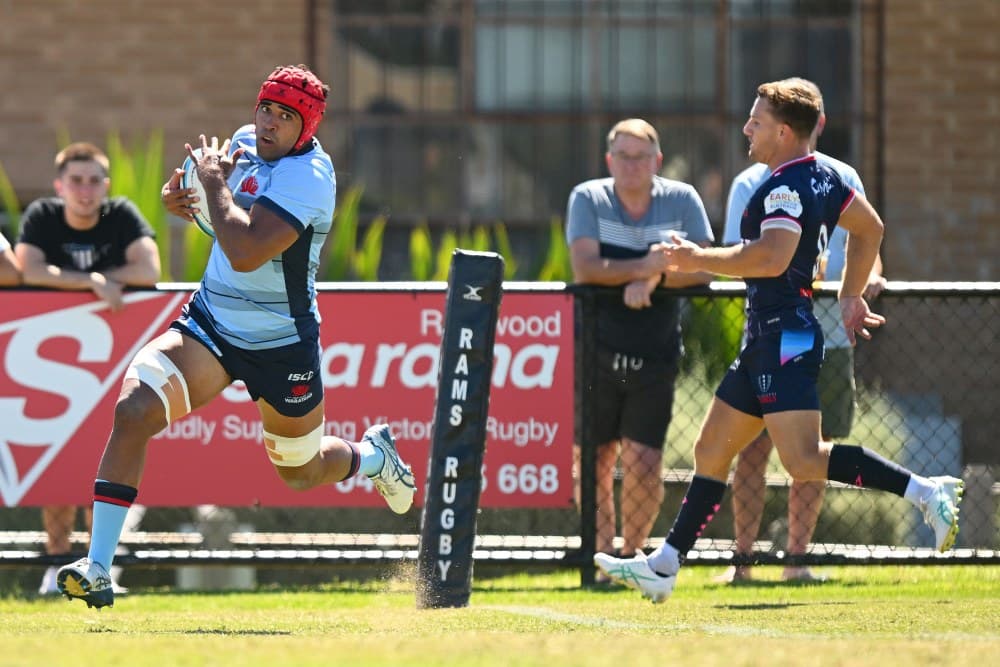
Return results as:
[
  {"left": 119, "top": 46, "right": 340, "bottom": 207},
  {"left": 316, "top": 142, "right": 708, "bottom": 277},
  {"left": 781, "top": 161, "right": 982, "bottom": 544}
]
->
[
  {"left": 364, "top": 424, "right": 416, "bottom": 514},
  {"left": 594, "top": 551, "right": 676, "bottom": 604},
  {"left": 920, "top": 476, "right": 964, "bottom": 552}
]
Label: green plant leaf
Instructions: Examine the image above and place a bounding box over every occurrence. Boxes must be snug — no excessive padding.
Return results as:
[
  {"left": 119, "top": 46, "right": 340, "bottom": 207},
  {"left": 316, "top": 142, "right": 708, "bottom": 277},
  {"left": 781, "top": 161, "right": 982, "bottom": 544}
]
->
[
  {"left": 536, "top": 216, "right": 572, "bottom": 281},
  {"left": 0, "top": 160, "right": 22, "bottom": 239},
  {"left": 491, "top": 222, "right": 517, "bottom": 279},
  {"left": 354, "top": 216, "right": 386, "bottom": 281},
  {"left": 471, "top": 225, "right": 491, "bottom": 252},
  {"left": 433, "top": 229, "right": 458, "bottom": 281},
  {"left": 325, "top": 186, "right": 361, "bottom": 280},
  {"left": 409, "top": 223, "right": 433, "bottom": 281},
  {"left": 182, "top": 225, "right": 214, "bottom": 281}
]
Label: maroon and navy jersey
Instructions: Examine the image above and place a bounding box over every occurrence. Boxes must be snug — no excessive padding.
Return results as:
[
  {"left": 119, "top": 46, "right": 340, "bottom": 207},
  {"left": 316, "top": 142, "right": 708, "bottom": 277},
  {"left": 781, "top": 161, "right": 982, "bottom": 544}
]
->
[{"left": 739, "top": 155, "right": 855, "bottom": 325}]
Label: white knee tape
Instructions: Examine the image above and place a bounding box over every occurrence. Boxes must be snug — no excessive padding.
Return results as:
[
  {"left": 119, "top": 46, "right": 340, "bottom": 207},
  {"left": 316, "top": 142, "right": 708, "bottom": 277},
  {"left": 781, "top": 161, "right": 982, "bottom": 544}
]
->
[
  {"left": 263, "top": 424, "right": 323, "bottom": 468},
  {"left": 124, "top": 348, "right": 191, "bottom": 424}
]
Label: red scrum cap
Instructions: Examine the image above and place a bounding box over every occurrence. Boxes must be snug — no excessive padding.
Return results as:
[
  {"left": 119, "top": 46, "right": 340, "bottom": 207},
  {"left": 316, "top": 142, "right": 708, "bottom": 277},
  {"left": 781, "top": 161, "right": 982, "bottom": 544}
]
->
[{"left": 256, "top": 65, "right": 328, "bottom": 152}]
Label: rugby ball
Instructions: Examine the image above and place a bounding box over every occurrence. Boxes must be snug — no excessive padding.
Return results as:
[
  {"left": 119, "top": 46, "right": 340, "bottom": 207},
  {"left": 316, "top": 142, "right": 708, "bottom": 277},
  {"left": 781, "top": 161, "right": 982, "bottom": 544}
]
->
[{"left": 180, "top": 148, "right": 214, "bottom": 237}]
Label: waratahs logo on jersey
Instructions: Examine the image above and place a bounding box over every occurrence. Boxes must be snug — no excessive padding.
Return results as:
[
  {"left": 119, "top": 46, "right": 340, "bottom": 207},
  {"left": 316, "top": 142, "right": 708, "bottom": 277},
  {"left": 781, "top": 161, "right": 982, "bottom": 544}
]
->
[
  {"left": 239, "top": 175, "right": 259, "bottom": 195},
  {"left": 0, "top": 292, "right": 186, "bottom": 506},
  {"left": 764, "top": 185, "right": 803, "bottom": 218}
]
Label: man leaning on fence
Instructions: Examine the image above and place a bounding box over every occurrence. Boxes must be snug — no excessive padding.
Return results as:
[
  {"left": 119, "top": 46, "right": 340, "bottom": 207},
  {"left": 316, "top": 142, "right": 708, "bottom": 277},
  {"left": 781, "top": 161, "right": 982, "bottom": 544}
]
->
[
  {"left": 15, "top": 141, "right": 158, "bottom": 597},
  {"left": 593, "top": 79, "right": 964, "bottom": 604},
  {"left": 566, "top": 118, "right": 714, "bottom": 576}
]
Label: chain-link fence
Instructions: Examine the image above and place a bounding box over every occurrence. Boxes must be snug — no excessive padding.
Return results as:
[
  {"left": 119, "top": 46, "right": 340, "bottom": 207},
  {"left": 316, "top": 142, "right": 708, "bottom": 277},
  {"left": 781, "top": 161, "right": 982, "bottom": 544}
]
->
[
  {"left": 1, "top": 283, "right": 997, "bottom": 593},
  {"left": 573, "top": 282, "right": 1000, "bottom": 578}
]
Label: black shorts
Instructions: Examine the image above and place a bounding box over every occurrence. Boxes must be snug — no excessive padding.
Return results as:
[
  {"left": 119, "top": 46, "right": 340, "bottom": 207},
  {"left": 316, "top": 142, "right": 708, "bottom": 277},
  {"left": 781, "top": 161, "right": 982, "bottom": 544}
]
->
[
  {"left": 716, "top": 313, "right": 823, "bottom": 418},
  {"left": 576, "top": 347, "right": 678, "bottom": 450},
  {"left": 170, "top": 303, "right": 324, "bottom": 418},
  {"left": 817, "top": 346, "right": 855, "bottom": 438}
]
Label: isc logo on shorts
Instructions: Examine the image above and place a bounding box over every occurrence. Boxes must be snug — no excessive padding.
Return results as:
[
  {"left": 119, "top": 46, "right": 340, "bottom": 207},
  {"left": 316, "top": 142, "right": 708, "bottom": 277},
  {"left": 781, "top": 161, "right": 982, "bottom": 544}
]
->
[{"left": 287, "top": 371, "right": 315, "bottom": 382}]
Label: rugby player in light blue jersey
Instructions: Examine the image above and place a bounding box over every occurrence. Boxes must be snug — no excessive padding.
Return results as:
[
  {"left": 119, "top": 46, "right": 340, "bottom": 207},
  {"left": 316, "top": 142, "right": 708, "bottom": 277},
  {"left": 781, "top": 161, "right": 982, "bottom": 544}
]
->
[
  {"left": 595, "top": 79, "right": 963, "bottom": 604},
  {"left": 58, "top": 65, "right": 415, "bottom": 609}
]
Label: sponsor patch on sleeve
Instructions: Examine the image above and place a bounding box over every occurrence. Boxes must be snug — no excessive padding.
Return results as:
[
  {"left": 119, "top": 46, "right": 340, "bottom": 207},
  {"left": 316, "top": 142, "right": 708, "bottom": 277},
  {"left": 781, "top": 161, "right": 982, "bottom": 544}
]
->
[{"left": 763, "top": 185, "right": 803, "bottom": 218}]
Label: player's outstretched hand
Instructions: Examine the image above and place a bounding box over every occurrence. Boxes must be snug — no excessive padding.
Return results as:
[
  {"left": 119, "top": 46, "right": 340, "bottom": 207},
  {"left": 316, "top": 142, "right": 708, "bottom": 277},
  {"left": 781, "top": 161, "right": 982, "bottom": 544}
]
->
[
  {"left": 661, "top": 234, "right": 701, "bottom": 273},
  {"left": 187, "top": 135, "right": 244, "bottom": 182},
  {"left": 839, "top": 295, "right": 886, "bottom": 345}
]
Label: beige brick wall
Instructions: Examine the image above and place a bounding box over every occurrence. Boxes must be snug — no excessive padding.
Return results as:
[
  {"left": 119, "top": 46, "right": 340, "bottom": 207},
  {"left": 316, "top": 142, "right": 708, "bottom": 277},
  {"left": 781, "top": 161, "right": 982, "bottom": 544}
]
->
[
  {"left": 0, "top": 1, "right": 996, "bottom": 279},
  {"left": 882, "top": 0, "right": 999, "bottom": 279},
  {"left": 0, "top": 1, "right": 311, "bottom": 203}
]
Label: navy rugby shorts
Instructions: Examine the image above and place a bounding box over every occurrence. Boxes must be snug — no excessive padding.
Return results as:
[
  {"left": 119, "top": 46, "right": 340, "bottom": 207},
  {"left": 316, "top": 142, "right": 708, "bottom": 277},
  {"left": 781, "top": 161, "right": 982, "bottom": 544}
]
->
[
  {"left": 716, "top": 313, "right": 823, "bottom": 418},
  {"left": 170, "top": 303, "right": 324, "bottom": 418}
]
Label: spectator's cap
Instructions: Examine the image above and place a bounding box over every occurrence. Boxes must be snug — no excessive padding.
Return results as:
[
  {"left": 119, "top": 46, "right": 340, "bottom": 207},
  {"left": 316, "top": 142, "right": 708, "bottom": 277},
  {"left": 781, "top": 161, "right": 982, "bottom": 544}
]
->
[{"left": 257, "top": 65, "right": 328, "bottom": 152}]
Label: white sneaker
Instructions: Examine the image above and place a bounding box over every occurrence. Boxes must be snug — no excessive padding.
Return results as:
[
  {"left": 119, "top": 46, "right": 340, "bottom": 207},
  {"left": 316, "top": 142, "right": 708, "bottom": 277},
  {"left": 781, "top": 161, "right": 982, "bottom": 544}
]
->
[
  {"left": 38, "top": 566, "right": 60, "bottom": 595},
  {"left": 594, "top": 551, "right": 676, "bottom": 604},
  {"left": 56, "top": 557, "right": 115, "bottom": 609},
  {"left": 110, "top": 565, "right": 129, "bottom": 596},
  {"left": 920, "top": 476, "right": 964, "bottom": 552},
  {"left": 364, "top": 424, "right": 416, "bottom": 514}
]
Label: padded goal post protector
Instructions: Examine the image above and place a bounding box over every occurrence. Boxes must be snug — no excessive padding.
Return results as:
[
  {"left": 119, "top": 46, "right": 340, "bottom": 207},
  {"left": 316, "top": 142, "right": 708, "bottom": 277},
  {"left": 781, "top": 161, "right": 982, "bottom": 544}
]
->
[{"left": 416, "top": 250, "right": 505, "bottom": 609}]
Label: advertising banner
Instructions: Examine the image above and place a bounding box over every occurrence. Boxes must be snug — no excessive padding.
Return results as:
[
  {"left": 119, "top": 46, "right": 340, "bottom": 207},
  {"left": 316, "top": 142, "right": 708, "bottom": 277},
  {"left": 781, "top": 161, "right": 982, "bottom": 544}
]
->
[{"left": 0, "top": 287, "right": 573, "bottom": 508}]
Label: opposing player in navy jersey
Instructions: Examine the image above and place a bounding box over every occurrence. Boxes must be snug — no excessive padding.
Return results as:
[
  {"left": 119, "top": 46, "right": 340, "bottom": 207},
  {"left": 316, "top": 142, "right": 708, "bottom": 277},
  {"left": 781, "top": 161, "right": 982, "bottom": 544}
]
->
[
  {"left": 718, "top": 78, "right": 886, "bottom": 585},
  {"left": 57, "top": 65, "right": 416, "bottom": 609},
  {"left": 594, "top": 79, "right": 964, "bottom": 604}
]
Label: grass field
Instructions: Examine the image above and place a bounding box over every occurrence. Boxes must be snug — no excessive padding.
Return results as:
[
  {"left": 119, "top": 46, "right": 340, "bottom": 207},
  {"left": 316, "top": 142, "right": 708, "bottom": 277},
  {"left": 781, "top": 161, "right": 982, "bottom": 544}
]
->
[{"left": 1, "top": 565, "right": 997, "bottom": 666}]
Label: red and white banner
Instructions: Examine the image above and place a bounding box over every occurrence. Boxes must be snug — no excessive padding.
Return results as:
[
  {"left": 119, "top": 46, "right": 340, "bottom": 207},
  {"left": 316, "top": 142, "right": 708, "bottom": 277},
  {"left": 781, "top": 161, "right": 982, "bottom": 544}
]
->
[{"left": 0, "top": 288, "right": 573, "bottom": 508}]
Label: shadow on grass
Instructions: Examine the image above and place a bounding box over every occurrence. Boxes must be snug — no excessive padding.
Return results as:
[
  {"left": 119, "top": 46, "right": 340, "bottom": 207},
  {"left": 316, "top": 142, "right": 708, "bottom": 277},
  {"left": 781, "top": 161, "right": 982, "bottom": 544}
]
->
[
  {"left": 86, "top": 626, "right": 292, "bottom": 636},
  {"left": 709, "top": 578, "right": 865, "bottom": 589}
]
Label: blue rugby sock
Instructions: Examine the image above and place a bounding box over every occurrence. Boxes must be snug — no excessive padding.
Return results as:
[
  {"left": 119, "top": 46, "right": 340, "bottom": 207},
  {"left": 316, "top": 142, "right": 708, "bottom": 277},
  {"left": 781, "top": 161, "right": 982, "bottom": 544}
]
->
[{"left": 87, "top": 479, "right": 138, "bottom": 570}]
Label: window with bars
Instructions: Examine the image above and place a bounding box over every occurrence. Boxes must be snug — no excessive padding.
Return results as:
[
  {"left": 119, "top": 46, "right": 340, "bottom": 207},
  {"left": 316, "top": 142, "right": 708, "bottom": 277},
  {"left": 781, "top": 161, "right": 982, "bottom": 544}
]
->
[{"left": 324, "top": 0, "right": 874, "bottom": 233}]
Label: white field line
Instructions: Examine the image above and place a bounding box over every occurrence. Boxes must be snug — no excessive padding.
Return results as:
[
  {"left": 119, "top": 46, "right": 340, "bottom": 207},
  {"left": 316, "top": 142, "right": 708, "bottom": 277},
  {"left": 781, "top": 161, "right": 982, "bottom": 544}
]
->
[{"left": 488, "top": 605, "right": 1000, "bottom": 641}]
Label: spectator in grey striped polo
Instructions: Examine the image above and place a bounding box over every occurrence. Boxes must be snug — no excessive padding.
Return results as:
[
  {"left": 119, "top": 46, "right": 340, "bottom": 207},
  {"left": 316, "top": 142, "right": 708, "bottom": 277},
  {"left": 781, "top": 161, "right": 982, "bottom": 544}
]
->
[{"left": 565, "top": 118, "right": 715, "bottom": 573}]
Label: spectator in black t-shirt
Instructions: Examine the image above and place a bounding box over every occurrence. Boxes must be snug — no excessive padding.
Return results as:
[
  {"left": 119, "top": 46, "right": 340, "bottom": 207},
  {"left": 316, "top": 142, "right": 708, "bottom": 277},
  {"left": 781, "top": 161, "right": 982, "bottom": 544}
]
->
[{"left": 15, "top": 142, "right": 159, "bottom": 596}]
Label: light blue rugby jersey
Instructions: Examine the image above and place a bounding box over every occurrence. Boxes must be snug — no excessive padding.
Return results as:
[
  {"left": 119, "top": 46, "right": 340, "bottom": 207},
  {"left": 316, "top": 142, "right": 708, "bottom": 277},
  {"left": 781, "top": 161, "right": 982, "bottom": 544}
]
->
[{"left": 191, "top": 124, "right": 336, "bottom": 350}]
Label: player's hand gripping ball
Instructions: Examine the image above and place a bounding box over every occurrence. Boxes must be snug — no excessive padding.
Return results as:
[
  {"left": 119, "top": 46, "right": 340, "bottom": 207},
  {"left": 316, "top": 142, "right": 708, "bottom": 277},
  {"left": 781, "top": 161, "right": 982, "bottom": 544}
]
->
[{"left": 180, "top": 148, "right": 214, "bottom": 237}]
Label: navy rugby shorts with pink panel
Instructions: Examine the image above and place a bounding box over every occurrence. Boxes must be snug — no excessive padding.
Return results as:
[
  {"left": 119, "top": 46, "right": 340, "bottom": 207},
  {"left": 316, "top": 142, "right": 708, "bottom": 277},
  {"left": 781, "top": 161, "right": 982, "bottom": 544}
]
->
[{"left": 715, "top": 312, "right": 823, "bottom": 417}]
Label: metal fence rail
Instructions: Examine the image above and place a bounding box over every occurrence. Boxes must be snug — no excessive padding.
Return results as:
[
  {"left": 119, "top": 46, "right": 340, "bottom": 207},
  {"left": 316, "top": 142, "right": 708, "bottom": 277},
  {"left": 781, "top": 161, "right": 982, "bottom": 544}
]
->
[{"left": 1, "top": 282, "right": 997, "bottom": 586}]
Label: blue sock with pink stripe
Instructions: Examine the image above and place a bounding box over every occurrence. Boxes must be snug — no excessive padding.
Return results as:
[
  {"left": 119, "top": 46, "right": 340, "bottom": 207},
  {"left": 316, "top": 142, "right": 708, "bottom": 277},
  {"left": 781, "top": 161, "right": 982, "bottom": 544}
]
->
[{"left": 87, "top": 479, "right": 138, "bottom": 570}]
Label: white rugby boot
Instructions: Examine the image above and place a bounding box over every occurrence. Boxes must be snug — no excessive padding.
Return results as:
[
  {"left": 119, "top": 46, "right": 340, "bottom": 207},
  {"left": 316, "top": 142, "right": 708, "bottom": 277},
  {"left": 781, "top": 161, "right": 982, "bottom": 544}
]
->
[
  {"left": 56, "top": 557, "right": 115, "bottom": 609},
  {"left": 594, "top": 551, "right": 676, "bottom": 604},
  {"left": 919, "top": 475, "right": 964, "bottom": 552},
  {"left": 364, "top": 424, "right": 416, "bottom": 514}
]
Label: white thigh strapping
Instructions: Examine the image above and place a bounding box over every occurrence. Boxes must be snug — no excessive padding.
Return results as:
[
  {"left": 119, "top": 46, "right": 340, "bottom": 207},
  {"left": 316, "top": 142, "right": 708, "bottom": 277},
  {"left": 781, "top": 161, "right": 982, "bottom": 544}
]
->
[
  {"left": 124, "top": 347, "right": 192, "bottom": 424},
  {"left": 262, "top": 424, "right": 323, "bottom": 468}
]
